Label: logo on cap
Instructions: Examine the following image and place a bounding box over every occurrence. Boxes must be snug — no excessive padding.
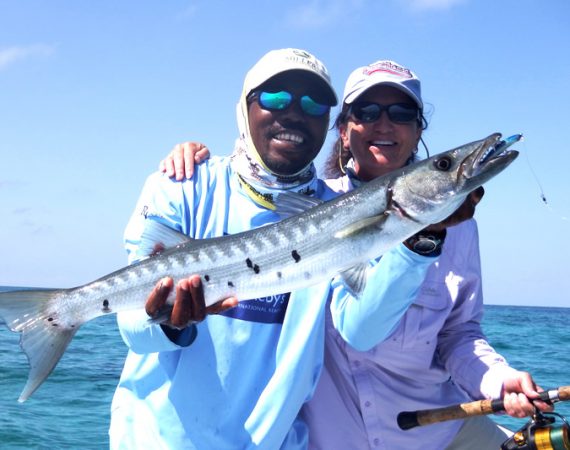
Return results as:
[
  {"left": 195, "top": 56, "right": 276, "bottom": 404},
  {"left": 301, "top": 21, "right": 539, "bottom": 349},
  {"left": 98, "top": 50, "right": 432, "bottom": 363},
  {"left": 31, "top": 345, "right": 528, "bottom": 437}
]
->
[
  {"left": 284, "top": 49, "right": 329, "bottom": 79},
  {"left": 363, "top": 61, "right": 413, "bottom": 79}
]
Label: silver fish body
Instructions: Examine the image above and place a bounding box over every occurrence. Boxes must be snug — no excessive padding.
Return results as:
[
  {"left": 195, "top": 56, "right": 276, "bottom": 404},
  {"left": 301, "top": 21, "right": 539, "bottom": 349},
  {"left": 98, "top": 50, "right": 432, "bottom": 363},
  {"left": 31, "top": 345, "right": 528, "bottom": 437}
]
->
[{"left": 0, "top": 132, "right": 519, "bottom": 401}]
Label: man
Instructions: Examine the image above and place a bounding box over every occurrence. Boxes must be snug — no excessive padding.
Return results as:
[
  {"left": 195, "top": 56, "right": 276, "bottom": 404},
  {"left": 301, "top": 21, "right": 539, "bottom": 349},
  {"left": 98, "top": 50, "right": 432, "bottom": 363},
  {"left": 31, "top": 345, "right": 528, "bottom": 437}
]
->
[{"left": 109, "top": 49, "right": 437, "bottom": 449}]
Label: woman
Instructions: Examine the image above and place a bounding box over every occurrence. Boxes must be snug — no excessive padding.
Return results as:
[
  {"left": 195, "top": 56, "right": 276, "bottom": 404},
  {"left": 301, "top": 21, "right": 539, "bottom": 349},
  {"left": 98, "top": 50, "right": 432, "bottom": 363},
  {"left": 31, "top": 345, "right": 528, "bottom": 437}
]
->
[
  {"left": 158, "top": 60, "right": 549, "bottom": 450},
  {"left": 300, "top": 60, "right": 550, "bottom": 450}
]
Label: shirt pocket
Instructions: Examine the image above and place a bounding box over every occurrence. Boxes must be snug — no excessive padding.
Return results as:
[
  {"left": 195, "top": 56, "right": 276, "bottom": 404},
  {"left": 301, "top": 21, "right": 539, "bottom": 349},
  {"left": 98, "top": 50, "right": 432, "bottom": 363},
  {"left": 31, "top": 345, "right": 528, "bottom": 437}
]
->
[{"left": 382, "top": 281, "right": 451, "bottom": 351}]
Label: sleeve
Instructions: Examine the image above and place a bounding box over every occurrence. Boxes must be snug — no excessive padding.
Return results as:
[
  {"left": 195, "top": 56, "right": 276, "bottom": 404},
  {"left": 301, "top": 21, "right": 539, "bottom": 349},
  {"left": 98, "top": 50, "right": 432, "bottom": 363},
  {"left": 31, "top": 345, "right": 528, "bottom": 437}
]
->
[
  {"left": 435, "top": 220, "right": 517, "bottom": 400},
  {"left": 118, "top": 171, "right": 199, "bottom": 353},
  {"left": 330, "top": 243, "right": 436, "bottom": 351},
  {"left": 124, "top": 171, "right": 194, "bottom": 264}
]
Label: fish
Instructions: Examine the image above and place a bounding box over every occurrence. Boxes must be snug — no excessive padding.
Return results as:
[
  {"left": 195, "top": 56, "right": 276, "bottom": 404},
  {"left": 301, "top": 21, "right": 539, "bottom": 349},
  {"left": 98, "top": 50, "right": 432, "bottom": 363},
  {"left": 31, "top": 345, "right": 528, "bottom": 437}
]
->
[{"left": 0, "top": 132, "right": 520, "bottom": 402}]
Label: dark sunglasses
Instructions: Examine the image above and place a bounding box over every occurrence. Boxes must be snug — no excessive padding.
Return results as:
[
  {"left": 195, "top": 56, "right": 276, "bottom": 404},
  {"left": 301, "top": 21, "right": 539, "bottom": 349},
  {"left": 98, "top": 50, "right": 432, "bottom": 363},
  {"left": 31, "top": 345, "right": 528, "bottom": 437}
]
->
[
  {"left": 249, "top": 90, "right": 331, "bottom": 117},
  {"left": 349, "top": 102, "right": 420, "bottom": 124}
]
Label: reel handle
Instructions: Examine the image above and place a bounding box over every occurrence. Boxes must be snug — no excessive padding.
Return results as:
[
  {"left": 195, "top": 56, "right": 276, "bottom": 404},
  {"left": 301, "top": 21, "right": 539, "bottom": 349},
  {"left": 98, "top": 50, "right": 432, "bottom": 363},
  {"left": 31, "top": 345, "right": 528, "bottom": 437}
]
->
[{"left": 398, "top": 385, "right": 570, "bottom": 430}]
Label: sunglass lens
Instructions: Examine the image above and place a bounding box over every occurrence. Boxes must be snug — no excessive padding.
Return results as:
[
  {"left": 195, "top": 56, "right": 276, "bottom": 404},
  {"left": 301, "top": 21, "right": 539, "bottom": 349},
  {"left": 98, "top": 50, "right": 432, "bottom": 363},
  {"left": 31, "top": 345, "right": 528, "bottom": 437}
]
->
[
  {"left": 354, "top": 103, "right": 381, "bottom": 122},
  {"left": 352, "top": 102, "right": 418, "bottom": 123},
  {"left": 258, "top": 91, "right": 293, "bottom": 110},
  {"left": 388, "top": 104, "right": 418, "bottom": 123},
  {"left": 300, "top": 95, "right": 330, "bottom": 116}
]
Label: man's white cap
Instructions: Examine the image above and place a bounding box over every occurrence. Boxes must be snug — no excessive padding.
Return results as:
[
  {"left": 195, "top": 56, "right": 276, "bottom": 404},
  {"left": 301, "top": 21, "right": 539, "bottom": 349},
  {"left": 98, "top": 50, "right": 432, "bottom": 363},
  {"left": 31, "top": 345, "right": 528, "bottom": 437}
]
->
[
  {"left": 343, "top": 60, "right": 422, "bottom": 109},
  {"left": 243, "top": 48, "right": 337, "bottom": 105}
]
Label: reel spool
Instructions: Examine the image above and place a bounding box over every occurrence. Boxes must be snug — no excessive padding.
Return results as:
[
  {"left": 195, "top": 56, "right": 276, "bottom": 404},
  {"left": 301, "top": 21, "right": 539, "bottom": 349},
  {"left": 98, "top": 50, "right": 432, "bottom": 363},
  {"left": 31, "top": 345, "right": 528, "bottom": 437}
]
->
[{"left": 501, "top": 411, "right": 570, "bottom": 450}]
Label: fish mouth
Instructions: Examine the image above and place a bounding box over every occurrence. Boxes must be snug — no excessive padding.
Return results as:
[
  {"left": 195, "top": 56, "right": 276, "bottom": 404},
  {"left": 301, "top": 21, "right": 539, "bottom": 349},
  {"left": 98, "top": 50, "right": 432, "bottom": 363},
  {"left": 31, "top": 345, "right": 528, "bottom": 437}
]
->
[{"left": 461, "top": 133, "right": 520, "bottom": 182}]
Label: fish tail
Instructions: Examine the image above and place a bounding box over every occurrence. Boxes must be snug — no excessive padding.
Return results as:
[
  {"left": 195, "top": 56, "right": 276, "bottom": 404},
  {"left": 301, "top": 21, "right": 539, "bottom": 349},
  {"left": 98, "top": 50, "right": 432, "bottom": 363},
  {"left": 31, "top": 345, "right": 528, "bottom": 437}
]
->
[{"left": 0, "top": 288, "right": 78, "bottom": 402}]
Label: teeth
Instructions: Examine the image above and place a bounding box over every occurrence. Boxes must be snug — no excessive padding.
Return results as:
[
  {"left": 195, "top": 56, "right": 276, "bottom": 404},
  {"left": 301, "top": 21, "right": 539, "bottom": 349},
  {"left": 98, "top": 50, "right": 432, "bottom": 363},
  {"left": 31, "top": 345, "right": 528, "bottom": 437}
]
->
[
  {"left": 275, "top": 133, "right": 304, "bottom": 144},
  {"left": 372, "top": 140, "right": 395, "bottom": 146}
]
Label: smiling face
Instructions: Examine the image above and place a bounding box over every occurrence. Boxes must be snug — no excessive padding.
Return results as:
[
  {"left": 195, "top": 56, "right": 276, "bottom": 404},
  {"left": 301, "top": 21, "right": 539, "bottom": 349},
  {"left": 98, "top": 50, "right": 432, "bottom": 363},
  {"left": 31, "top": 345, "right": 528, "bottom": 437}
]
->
[
  {"left": 341, "top": 85, "right": 422, "bottom": 181},
  {"left": 247, "top": 71, "right": 331, "bottom": 176}
]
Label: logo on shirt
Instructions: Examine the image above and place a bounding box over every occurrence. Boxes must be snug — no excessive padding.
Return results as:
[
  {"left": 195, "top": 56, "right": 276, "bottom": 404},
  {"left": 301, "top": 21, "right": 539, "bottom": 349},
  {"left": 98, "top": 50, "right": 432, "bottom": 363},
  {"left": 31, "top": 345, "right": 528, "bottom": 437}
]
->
[{"left": 220, "top": 293, "right": 290, "bottom": 324}]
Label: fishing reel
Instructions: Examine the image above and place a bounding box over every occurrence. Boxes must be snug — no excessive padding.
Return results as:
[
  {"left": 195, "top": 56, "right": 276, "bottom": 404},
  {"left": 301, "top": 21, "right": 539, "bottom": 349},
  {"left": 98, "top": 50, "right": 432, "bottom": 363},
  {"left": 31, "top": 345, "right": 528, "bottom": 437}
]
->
[{"left": 501, "top": 410, "right": 570, "bottom": 450}]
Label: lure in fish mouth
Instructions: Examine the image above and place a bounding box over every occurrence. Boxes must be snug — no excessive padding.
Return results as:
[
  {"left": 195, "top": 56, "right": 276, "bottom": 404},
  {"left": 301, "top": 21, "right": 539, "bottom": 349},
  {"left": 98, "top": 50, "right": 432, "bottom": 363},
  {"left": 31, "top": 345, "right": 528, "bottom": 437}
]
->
[{"left": 462, "top": 132, "right": 521, "bottom": 181}]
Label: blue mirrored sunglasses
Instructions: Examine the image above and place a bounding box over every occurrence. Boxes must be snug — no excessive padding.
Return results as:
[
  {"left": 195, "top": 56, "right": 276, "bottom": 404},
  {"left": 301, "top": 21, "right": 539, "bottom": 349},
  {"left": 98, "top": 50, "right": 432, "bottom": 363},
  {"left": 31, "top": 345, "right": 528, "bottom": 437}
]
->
[
  {"left": 349, "top": 102, "right": 420, "bottom": 124},
  {"left": 250, "top": 90, "right": 331, "bottom": 117}
]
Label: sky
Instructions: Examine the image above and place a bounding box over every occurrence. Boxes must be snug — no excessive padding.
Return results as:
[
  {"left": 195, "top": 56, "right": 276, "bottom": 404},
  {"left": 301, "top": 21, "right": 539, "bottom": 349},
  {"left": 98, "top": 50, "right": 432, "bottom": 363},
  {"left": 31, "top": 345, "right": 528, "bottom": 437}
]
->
[{"left": 1, "top": 0, "right": 569, "bottom": 307}]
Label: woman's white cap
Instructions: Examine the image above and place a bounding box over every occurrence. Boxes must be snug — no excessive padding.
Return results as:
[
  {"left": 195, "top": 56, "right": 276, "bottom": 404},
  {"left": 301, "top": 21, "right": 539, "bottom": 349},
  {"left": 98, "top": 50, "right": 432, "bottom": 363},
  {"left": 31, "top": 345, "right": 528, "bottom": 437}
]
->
[{"left": 343, "top": 60, "right": 422, "bottom": 108}]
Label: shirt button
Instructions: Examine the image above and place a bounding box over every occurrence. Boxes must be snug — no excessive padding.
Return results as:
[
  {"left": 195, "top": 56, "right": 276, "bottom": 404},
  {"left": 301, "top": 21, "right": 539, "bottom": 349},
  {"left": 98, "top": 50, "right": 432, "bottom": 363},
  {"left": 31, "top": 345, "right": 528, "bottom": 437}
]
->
[
  {"left": 373, "top": 438, "right": 380, "bottom": 446},
  {"left": 353, "top": 360, "right": 361, "bottom": 367},
  {"left": 365, "top": 401, "right": 371, "bottom": 407}
]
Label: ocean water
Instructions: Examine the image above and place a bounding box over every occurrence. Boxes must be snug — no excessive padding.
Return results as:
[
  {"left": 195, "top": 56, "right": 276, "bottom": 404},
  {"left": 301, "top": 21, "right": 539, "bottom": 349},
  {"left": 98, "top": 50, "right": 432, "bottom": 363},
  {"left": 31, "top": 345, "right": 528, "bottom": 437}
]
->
[{"left": 0, "top": 288, "right": 568, "bottom": 449}]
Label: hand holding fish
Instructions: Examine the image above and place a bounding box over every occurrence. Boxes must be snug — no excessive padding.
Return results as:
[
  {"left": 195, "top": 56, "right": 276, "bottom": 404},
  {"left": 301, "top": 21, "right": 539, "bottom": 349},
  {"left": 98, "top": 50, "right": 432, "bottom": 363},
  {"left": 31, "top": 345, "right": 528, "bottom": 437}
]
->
[
  {"left": 146, "top": 276, "right": 238, "bottom": 330},
  {"left": 425, "top": 186, "right": 485, "bottom": 232}
]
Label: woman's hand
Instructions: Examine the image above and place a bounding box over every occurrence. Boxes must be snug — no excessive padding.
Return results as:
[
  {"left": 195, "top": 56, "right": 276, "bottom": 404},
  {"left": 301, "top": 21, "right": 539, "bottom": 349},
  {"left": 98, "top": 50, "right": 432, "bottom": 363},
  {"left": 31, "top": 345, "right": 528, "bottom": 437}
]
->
[
  {"left": 426, "top": 186, "right": 485, "bottom": 232},
  {"left": 501, "top": 371, "right": 553, "bottom": 417},
  {"left": 159, "top": 142, "right": 211, "bottom": 181}
]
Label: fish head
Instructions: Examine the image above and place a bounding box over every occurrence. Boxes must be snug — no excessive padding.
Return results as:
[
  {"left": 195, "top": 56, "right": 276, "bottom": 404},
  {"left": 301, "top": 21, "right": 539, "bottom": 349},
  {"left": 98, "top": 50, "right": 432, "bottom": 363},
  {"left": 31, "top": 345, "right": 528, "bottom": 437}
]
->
[{"left": 391, "top": 133, "right": 520, "bottom": 225}]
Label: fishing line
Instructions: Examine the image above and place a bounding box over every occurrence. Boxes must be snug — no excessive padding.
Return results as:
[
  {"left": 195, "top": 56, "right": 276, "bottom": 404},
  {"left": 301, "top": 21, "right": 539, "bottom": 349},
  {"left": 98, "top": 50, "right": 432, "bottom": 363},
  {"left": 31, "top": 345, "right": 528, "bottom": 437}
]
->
[{"left": 521, "top": 138, "right": 570, "bottom": 222}]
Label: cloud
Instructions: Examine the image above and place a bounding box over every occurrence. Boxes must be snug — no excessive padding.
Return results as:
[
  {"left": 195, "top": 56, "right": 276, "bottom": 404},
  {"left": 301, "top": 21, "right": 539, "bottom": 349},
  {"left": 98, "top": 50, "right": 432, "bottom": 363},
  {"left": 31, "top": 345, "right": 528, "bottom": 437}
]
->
[
  {"left": 406, "top": 0, "right": 467, "bottom": 11},
  {"left": 0, "top": 44, "right": 55, "bottom": 71},
  {"left": 285, "top": 0, "right": 364, "bottom": 29}
]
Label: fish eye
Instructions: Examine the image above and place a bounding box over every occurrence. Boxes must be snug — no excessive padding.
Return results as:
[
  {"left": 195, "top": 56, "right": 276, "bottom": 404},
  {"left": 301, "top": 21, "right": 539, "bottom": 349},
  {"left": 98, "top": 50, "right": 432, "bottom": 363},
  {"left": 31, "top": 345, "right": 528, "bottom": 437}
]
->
[{"left": 433, "top": 157, "right": 452, "bottom": 171}]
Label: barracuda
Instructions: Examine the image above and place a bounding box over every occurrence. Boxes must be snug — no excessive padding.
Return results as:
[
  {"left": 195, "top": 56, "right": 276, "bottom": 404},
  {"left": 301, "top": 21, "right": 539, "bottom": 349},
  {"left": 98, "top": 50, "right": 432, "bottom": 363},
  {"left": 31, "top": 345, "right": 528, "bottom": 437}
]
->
[{"left": 0, "top": 132, "right": 520, "bottom": 402}]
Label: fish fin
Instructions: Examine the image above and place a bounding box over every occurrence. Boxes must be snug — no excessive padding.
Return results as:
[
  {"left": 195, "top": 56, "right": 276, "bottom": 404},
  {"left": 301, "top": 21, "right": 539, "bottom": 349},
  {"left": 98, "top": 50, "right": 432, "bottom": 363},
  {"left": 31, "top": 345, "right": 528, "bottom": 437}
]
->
[
  {"left": 339, "top": 264, "right": 370, "bottom": 297},
  {"left": 0, "top": 289, "right": 78, "bottom": 402},
  {"left": 139, "top": 220, "right": 193, "bottom": 257},
  {"left": 334, "top": 214, "right": 388, "bottom": 239},
  {"left": 274, "top": 192, "right": 324, "bottom": 219}
]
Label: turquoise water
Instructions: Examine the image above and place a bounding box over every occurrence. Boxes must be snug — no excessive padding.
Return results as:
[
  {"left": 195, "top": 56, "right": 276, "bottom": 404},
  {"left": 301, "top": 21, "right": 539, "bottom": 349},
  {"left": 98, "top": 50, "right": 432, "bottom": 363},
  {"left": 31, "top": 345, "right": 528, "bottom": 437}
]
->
[{"left": 0, "top": 287, "right": 568, "bottom": 448}]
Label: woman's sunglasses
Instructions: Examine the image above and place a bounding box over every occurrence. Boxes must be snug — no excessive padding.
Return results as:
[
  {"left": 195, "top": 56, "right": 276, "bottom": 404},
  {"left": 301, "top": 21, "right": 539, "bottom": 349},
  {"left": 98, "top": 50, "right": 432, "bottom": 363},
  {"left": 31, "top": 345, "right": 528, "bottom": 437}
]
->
[
  {"left": 349, "top": 102, "right": 420, "bottom": 124},
  {"left": 249, "top": 90, "right": 331, "bottom": 117}
]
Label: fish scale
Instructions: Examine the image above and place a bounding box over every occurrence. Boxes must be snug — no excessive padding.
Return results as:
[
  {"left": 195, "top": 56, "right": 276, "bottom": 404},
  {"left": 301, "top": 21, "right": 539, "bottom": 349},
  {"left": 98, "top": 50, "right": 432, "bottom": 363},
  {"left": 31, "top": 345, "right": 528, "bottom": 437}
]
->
[{"left": 0, "top": 132, "right": 520, "bottom": 402}]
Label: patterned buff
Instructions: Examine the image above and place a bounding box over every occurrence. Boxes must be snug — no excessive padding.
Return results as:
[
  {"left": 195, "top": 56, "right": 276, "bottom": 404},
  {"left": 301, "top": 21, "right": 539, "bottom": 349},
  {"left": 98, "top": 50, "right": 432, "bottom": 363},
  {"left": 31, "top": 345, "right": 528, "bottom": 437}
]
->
[{"left": 229, "top": 135, "right": 319, "bottom": 210}]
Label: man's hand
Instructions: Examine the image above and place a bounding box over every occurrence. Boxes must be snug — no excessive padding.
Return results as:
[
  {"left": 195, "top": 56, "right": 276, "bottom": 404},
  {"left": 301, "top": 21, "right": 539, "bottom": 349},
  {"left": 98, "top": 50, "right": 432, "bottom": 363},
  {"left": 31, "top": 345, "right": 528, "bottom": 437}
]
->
[
  {"left": 158, "top": 142, "right": 211, "bottom": 181},
  {"left": 501, "top": 371, "right": 554, "bottom": 417},
  {"left": 145, "top": 275, "right": 238, "bottom": 329},
  {"left": 426, "top": 186, "right": 485, "bottom": 232}
]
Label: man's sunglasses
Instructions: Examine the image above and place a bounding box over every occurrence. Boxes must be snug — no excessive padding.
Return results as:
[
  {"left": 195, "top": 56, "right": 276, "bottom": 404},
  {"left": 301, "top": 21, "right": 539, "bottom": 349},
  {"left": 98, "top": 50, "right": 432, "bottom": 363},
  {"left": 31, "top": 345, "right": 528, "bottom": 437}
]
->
[
  {"left": 349, "top": 102, "right": 420, "bottom": 124},
  {"left": 249, "top": 90, "right": 331, "bottom": 117}
]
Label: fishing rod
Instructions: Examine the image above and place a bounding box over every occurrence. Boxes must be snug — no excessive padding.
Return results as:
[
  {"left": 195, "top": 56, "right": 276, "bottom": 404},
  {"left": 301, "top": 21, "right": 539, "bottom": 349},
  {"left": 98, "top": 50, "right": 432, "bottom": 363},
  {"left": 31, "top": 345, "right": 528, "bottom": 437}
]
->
[{"left": 397, "top": 386, "right": 570, "bottom": 450}]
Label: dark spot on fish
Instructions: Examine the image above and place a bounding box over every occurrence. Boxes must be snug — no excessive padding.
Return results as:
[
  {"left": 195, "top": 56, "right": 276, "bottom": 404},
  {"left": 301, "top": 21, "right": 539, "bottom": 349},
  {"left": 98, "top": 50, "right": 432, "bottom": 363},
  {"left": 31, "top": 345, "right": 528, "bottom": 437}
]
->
[
  {"left": 291, "top": 250, "right": 301, "bottom": 263},
  {"left": 102, "top": 299, "right": 111, "bottom": 313},
  {"left": 253, "top": 264, "right": 260, "bottom": 274},
  {"left": 52, "top": 323, "right": 59, "bottom": 327},
  {"left": 245, "top": 258, "right": 253, "bottom": 268},
  {"left": 205, "top": 275, "right": 210, "bottom": 282},
  {"left": 276, "top": 271, "right": 282, "bottom": 278},
  {"left": 304, "top": 272, "right": 311, "bottom": 279},
  {"left": 71, "top": 325, "right": 76, "bottom": 328},
  {"left": 47, "top": 317, "right": 54, "bottom": 322},
  {"left": 228, "top": 281, "right": 234, "bottom": 288}
]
